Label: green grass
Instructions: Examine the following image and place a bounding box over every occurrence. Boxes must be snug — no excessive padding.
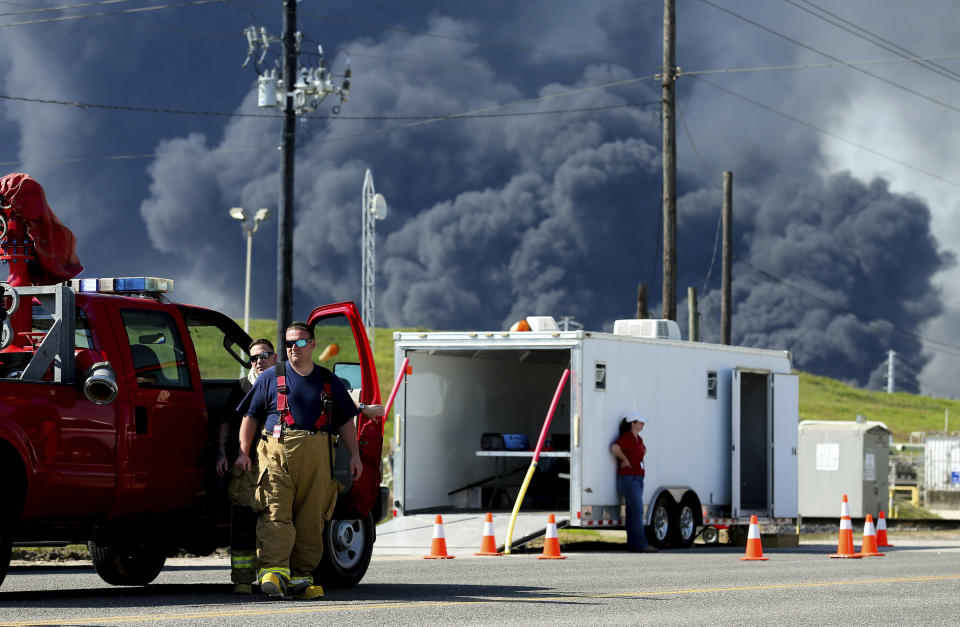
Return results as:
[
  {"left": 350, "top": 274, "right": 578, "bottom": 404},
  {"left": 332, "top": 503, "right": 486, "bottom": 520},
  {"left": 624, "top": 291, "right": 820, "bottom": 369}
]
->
[{"left": 799, "top": 371, "right": 960, "bottom": 441}]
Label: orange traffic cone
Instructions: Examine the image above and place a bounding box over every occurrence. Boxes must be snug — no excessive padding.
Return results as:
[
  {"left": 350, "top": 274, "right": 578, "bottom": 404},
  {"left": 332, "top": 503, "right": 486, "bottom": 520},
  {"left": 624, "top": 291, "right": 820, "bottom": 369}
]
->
[
  {"left": 538, "top": 514, "right": 567, "bottom": 560},
  {"left": 876, "top": 510, "right": 894, "bottom": 547},
  {"left": 423, "top": 515, "right": 455, "bottom": 559},
  {"left": 857, "top": 514, "right": 885, "bottom": 557},
  {"left": 739, "top": 514, "right": 768, "bottom": 561},
  {"left": 475, "top": 513, "right": 503, "bottom": 556},
  {"left": 829, "top": 494, "right": 862, "bottom": 559}
]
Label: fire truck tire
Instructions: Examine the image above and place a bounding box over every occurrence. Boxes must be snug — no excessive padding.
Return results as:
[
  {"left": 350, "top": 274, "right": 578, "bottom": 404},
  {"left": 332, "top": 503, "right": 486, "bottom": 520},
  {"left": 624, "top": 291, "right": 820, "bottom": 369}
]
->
[
  {"left": 0, "top": 448, "right": 24, "bottom": 589},
  {"left": 87, "top": 539, "right": 167, "bottom": 586},
  {"left": 648, "top": 494, "right": 674, "bottom": 549},
  {"left": 314, "top": 514, "right": 374, "bottom": 588},
  {"left": 669, "top": 498, "right": 698, "bottom": 548}
]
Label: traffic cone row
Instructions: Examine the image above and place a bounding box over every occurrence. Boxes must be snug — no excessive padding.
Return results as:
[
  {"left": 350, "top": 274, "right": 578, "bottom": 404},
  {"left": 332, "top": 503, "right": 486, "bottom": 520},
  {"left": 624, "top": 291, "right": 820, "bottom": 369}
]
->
[
  {"left": 829, "top": 494, "right": 861, "bottom": 558},
  {"left": 425, "top": 513, "right": 565, "bottom": 559}
]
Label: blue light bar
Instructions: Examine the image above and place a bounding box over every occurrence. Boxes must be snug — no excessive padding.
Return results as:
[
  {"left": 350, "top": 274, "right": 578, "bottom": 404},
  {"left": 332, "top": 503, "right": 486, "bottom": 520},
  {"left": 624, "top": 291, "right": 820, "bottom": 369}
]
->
[{"left": 67, "top": 277, "right": 173, "bottom": 295}]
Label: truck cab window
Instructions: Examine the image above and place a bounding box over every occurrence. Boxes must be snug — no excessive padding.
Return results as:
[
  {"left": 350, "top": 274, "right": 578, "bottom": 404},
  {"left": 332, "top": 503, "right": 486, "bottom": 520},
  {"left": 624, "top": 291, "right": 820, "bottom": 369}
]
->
[
  {"left": 185, "top": 320, "right": 248, "bottom": 380},
  {"left": 120, "top": 309, "right": 190, "bottom": 389},
  {"left": 312, "top": 314, "right": 364, "bottom": 402}
]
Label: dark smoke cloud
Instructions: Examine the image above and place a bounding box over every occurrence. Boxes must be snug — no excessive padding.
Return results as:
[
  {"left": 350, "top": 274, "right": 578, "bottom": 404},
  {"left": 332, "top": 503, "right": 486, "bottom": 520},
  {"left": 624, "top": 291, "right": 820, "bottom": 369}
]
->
[{"left": 0, "top": 1, "right": 954, "bottom": 396}]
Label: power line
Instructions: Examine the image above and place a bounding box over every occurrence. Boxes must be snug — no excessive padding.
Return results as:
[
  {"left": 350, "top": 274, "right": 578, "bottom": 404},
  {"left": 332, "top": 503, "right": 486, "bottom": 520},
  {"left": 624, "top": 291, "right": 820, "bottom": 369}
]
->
[
  {"left": 790, "top": 0, "right": 960, "bottom": 84},
  {"left": 680, "top": 54, "right": 960, "bottom": 78},
  {"left": 688, "top": 74, "right": 960, "bottom": 190},
  {"left": 0, "top": 90, "right": 654, "bottom": 120},
  {"left": 0, "top": 0, "right": 223, "bottom": 27},
  {"left": 0, "top": 0, "right": 140, "bottom": 18},
  {"left": 697, "top": 0, "right": 960, "bottom": 118},
  {"left": 236, "top": 0, "right": 626, "bottom": 67}
]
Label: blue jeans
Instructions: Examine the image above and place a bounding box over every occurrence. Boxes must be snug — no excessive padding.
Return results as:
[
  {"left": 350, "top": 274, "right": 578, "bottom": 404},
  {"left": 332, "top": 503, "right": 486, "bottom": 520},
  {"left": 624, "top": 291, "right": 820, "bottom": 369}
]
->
[{"left": 617, "top": 474, "right": 649, "bottom": 550}]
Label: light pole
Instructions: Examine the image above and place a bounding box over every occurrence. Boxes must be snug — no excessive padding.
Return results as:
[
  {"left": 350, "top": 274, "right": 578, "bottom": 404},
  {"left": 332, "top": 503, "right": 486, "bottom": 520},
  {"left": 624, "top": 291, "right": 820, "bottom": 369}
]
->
[{"left": 230, "top": 207, "right": 271, "bottom": 332}]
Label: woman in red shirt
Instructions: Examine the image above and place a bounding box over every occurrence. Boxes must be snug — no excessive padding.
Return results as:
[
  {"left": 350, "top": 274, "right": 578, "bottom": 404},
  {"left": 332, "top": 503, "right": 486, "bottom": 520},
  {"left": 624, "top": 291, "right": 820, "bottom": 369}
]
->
[{"left": 610, "top": 414, "right": 658, "bottom": 552}]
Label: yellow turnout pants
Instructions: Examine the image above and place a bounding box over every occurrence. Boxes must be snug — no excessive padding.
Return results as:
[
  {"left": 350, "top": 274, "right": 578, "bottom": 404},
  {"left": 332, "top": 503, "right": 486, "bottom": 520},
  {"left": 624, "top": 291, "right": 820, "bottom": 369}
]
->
[
  {"left": 254, "top": 430, "right": 341, "bottom": 581},
  {"left": 227, "top": 462, "right": 259, "bottom": 585}
]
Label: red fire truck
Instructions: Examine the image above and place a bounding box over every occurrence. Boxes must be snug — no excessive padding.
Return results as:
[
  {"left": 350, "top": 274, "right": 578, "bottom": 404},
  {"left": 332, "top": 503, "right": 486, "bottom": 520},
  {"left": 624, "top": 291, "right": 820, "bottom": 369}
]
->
[{"left": 0, "top": 174, "right": 387, "bottom": 589}]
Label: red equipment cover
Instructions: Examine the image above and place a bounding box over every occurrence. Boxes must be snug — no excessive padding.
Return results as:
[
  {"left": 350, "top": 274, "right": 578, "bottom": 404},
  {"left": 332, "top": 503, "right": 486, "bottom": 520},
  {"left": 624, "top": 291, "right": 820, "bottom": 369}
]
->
[{"left": 0, "top": 173, "right": 83, "bottom": 283}]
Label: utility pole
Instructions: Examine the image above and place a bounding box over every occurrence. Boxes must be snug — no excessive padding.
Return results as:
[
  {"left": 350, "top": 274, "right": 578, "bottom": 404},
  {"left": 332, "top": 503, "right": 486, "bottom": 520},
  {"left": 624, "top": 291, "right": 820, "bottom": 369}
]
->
[
  {"left": 240, "top": 11, "right": 352, "bottom": 355},
  {"left": 687, "top": 286, "right": 698, "bottom": 341},
  {"left": 277, "top": 0, "right": 297, "bottom": 354},
  {"left": 636, "top": 283, "right": 648, "bottom": 319},
  {"left": 661, "top": 0, "right": 677, "bottom": 321},
  {"left": 721, "top": 171, "right": 732, "bottom": 345}
]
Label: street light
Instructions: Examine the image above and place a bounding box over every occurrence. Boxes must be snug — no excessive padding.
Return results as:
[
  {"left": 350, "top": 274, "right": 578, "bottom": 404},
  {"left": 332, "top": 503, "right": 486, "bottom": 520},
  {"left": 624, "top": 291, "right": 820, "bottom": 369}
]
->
[{"left": 230, "top": 207, "right": 271, "bottom": 332}]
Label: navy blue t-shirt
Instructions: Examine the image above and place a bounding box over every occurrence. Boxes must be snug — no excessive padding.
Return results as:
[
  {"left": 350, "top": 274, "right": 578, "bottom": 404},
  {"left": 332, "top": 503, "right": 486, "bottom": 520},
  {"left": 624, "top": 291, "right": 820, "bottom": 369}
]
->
[{"left": 236, "top": 363, "right": 358, "bottom": 434}]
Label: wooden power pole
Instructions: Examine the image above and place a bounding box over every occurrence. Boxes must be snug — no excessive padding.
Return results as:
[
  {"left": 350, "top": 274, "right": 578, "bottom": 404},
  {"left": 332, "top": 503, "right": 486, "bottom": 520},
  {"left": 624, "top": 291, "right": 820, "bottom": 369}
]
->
[
  {"left": 661, "top": 0, "right": 677, "bottom": 321},
  {"left": 688, "top": 286, "right": 698, "bottom": 341},
  {"left": 276, "top": 0, "right": 297, "bottom": 354},
  {"left": 636, "top": 283, "right": 648, "bottom": 319},
  {"left": 721, "top": 171, "right": 732, "bottom": 345}
]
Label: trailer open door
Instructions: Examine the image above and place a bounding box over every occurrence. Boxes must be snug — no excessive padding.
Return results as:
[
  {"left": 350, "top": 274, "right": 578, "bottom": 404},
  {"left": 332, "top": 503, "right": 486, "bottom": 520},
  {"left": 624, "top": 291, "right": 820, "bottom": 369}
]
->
[
  {"left": 731, "top": 368, "right": 772, "bottom": 518},
  {"left": 771, "top": 373, "right": 798, "bottom": 517}
]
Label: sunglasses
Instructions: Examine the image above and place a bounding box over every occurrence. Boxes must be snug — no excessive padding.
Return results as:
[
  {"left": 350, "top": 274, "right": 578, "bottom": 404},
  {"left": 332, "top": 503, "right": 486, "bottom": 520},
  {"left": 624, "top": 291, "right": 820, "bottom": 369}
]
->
[
  {"left": 285, "top": 338, "right": 311, "bottom": 348},
  {"left": 250, "top": 352, "right": 274, "bottom": 362}
]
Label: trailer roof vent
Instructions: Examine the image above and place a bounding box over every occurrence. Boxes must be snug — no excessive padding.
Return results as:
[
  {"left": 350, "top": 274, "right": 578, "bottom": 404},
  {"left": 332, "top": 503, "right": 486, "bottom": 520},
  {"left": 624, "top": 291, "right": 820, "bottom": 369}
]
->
[
  {"left": 526, "top": 316, "right": 560, "bottom": 332},
  {"left": 612, "top": 319, "right": 682, "bottom": 340}
]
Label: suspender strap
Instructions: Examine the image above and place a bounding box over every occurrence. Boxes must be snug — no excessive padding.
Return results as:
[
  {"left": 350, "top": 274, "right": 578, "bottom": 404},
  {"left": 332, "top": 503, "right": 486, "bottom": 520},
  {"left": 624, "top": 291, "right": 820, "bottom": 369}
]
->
[
  {"left": 313, "top": 382, "right": 332, "bottom": 431},
  {"left": 276, "top": 361, "right": 295, "bottom": 427}
]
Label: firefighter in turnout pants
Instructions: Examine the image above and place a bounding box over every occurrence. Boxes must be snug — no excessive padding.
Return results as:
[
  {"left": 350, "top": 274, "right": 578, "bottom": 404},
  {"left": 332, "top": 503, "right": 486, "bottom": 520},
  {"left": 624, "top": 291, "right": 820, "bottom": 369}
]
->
[
  {"left": 216, "top": 338, "right": 277, "bottom": 594},
  {"left": 234, "top": 322, "right": 384, "bottom": 600}
]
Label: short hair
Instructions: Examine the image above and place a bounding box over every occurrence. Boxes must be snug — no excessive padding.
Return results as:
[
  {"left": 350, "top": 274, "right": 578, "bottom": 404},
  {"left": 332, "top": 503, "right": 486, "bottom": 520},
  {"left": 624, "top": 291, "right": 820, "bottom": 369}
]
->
[
  {"left": 285, "top": 321, "right": 314, "bottom": 339},
  {"left": 248, "top": 338, "right": 274, "bottom": 353}
]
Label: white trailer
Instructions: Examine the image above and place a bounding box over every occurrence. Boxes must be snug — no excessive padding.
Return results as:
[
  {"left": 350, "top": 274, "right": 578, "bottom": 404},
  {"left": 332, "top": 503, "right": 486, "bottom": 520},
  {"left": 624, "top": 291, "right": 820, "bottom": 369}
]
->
[{"left": 386, "top": 318, "right": 798, "bottom": 550}]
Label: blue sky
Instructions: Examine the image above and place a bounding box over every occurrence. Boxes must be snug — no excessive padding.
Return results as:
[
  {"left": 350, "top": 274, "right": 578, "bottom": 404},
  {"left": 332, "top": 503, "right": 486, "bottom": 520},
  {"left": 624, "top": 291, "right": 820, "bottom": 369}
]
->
[{"left": 3, "top": 0, "right": 960, "bottom": 397}]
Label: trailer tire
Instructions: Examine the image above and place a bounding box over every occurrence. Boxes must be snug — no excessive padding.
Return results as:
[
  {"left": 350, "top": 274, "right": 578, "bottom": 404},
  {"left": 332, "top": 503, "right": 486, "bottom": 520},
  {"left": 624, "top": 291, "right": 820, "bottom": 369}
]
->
[
  {"left": 669, "top": 498, "right": 698, "bottom": 549},
  {"left": 88, "top": 539, "right": 167, "bottom": 586},
  {"left": 648, "top": 494, "right": 673, "bottom": 549},
  {"left": 314, "top": 514, "right": 374, "bottom": 588},
  {"left": 700, "top": 526, "right": 719, "bottom": 545}
]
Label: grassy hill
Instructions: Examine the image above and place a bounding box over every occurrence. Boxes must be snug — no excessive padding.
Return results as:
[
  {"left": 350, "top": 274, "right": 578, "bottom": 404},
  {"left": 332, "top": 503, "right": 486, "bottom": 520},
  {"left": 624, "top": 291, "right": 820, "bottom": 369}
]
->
[
  {"left": 799, "top": 372, "right": 959, "bottom": 441},
  {"left": 236, "top": 320, "right": 958, "bottom": 443}
]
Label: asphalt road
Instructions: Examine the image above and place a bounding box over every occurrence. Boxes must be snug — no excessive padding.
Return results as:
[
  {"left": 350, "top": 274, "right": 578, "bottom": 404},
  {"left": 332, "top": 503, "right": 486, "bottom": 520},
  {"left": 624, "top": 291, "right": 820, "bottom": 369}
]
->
[{"left": 2, "top": 538, "right": 959, "bottom": 626}]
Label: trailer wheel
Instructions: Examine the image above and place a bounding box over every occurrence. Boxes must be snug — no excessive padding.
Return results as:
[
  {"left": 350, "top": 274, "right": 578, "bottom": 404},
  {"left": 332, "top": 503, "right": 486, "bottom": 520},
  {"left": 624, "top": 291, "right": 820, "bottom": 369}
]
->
[
  {"left": 700, "top": 526, "right": 719, "bottom": 545},
  {"left": 648, "top": 494, "right": 673, "bottom": 548},
  {"left": 314, "top": 514, "right": 374, "bottom": 588},
  {"left": 88, "top": 539, "right": 167, "bottom": 586},
  {"left": 669, "top": 499, "right": 698, "bottom": 548}
]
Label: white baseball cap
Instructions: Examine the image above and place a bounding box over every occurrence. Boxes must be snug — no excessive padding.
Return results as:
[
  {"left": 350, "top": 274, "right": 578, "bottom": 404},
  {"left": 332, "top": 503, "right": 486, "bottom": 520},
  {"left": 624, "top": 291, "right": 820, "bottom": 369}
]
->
[{"left": 625, "top": 412, "right": 648, "bottom": 424}]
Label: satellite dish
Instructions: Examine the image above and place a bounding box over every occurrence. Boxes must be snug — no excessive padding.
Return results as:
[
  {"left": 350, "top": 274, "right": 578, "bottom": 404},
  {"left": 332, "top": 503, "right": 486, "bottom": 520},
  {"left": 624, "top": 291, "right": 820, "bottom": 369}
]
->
[{"left": 372, "top": 193, "right": 388, "bottom": 220}]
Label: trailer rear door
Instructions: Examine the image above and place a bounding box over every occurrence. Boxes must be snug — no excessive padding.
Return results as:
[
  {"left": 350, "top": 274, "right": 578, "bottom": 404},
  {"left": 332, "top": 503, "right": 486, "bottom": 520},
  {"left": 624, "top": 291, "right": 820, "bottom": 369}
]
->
[{"left": 772, "top": 373, "right": 798, "bottom": 517}]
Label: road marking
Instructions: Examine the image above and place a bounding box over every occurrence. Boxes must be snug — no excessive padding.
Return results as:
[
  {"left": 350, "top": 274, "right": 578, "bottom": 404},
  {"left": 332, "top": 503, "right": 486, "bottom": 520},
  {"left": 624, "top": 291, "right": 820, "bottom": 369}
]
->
[{"left": 3, "top": 574, "right": 960, "bottom": 625}]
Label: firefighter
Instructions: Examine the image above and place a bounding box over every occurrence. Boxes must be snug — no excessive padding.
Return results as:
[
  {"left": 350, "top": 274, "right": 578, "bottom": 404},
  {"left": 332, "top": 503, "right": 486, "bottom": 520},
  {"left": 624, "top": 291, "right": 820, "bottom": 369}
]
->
[
  {"left": 216, "top": 339, "right": 277, "bottom": 593},
  {"left": 234, "top": 322, "right": 383, "bottom": 600}
]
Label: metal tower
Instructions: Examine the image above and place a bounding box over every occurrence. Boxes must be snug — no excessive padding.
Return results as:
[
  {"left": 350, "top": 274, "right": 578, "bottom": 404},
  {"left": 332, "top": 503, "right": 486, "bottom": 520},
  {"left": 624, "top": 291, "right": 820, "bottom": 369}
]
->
[{"left": 361, "top": 169, "right": 387, "bottom": 345}]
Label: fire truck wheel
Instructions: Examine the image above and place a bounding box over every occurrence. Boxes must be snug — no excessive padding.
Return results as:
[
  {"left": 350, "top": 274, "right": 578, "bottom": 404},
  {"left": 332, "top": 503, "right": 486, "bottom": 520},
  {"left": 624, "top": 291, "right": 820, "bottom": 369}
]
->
[
  {"left": 87, "top": 539, "right": 167, "bottom": 586},
  {"left": 314, "top": 514, "right": 374, "bottom": 588},
  {"left": 669, "top": 498, "right": 698, "bottom": 548},
  {"left": 648, "top": 494, "right": 674, "bottom": 549}
]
